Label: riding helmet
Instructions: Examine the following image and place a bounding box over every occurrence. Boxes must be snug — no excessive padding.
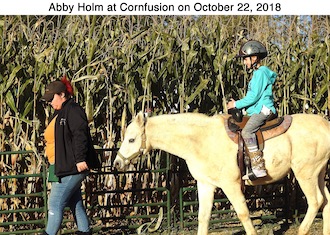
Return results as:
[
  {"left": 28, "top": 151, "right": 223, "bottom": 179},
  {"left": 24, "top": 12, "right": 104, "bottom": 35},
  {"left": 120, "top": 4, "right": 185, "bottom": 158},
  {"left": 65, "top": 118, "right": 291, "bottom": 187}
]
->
[{"left": 236, "top": 40, "right": 268, "bottom": 59}]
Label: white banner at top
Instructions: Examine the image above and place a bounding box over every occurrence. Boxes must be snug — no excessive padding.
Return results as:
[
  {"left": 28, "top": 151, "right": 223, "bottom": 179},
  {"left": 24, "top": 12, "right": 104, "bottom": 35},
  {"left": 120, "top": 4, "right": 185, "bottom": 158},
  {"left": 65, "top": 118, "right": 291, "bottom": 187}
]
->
[{"left": 0, "top": 0, "right": 329, "bottom": 15}]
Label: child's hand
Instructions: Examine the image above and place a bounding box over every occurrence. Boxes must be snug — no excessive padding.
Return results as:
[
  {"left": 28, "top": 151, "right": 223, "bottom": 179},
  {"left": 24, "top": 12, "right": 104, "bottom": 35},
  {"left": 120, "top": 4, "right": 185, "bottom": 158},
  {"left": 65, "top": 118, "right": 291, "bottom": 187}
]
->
[{"left": 227, "top": 99, "right": 236, "bottom": 109}]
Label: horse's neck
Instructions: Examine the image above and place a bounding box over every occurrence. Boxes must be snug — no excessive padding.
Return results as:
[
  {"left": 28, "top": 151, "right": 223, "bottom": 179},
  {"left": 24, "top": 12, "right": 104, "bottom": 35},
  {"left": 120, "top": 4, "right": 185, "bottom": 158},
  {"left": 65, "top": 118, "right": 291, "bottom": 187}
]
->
[{"left": 146, "top": 114, "right": 214, "bottom": 160}]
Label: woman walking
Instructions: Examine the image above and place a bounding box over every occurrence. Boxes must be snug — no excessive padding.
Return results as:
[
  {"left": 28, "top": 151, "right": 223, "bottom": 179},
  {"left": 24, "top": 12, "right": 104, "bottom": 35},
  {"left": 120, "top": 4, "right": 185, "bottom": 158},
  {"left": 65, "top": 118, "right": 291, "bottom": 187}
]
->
[{"left": 41, "top": 76, "right": 99, "bottom": 235}]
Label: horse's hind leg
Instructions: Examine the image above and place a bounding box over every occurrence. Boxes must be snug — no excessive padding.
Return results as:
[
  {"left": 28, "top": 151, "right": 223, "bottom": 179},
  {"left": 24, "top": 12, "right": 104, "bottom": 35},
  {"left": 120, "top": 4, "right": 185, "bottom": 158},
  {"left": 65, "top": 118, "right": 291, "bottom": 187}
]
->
[
  {"left": 295, "top": 171, "right": 325, "bottom": 235},
  {"left": 322, "top": 184, "right": 330, "bottom": 235},
  {"left": 320, "top": 166, "right": 330, "bottom": 235}
]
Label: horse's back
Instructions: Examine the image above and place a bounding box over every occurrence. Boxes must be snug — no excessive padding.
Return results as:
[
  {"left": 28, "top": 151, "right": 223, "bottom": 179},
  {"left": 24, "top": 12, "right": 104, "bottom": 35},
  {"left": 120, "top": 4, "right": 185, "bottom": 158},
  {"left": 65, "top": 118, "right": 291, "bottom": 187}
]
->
[
  {"left": 291, "top": 113, "right": 330, "bottom": 129},
  {"left": 288, "top": 114, "right": 330, "bottom": 144}
]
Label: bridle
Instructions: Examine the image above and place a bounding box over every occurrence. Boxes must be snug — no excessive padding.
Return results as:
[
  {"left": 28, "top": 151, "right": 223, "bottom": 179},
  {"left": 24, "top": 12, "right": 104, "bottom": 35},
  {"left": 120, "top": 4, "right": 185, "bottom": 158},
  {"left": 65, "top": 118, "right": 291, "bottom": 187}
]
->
[{"left": 116, "top": 117, "right": 147, "bottom": 165}]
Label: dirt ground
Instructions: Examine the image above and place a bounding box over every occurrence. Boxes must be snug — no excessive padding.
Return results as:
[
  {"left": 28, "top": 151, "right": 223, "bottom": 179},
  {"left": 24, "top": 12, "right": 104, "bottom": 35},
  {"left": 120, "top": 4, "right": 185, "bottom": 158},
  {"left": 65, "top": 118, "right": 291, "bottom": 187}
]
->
[
  {"left": 104, "top": 218, "right": 324, "bottom": 234},
  {"left": 208, "top": 220, "right": 323, "bottom": 235},
  {"left": 165, "top": 218, "right": 324, "bottom": 235}
]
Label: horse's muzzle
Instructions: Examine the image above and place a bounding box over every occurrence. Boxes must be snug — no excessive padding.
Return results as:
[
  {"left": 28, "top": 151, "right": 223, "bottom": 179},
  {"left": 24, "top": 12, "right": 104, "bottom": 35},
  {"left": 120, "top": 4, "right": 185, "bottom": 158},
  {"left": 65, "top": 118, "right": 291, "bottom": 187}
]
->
[{"left": 113, "top": 156, "right": 125, "bottom": 170}]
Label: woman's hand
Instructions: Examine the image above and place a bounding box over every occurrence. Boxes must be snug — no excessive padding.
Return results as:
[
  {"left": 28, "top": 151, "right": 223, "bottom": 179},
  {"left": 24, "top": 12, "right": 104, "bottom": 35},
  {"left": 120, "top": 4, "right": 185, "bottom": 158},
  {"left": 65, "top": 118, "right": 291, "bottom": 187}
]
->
[
  {"left": 76, "top": 161, "right": 89, "bottom": 172},
  {"left": 227, "top": 98, "right": 236, "bottom": 109}
]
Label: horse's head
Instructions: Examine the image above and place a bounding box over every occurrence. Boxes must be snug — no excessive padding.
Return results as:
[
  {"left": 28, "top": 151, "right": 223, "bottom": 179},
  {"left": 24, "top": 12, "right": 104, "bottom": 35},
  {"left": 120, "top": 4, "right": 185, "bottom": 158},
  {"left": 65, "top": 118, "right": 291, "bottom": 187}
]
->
[{"left": 113, "top": 112, "right": 149, "bottom": 170}]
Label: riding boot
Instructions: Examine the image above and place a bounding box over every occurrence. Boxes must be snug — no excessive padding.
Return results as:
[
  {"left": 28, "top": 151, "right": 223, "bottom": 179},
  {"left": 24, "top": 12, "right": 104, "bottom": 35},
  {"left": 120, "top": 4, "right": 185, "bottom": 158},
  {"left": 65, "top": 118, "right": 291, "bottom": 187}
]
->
[{"left": 242, "top": 150, "right": 267, "bottom": 180}]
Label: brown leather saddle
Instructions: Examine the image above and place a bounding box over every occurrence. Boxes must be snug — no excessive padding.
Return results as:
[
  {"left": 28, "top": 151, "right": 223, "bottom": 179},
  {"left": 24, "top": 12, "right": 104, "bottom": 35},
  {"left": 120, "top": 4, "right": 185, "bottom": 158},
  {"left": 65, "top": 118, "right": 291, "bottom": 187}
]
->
[
  {"left": 226, "top": 114, "right": 292, "bottom": 150},
  {"left": 224, "top": 112, "right": 292, "bottom": 188}
]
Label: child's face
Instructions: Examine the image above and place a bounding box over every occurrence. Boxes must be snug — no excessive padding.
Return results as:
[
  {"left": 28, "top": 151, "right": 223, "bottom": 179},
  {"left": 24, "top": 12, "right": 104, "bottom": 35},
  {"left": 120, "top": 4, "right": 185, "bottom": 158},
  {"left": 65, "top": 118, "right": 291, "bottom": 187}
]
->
[{"left": 243, "top": 56, "right": 257, "bottom": 69}]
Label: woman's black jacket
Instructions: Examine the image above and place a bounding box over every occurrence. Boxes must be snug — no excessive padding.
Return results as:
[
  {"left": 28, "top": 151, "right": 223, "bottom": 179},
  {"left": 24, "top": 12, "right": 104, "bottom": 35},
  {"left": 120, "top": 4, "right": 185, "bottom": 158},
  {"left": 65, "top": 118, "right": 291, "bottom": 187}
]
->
[{"left": 53, "top": 98, "right": 99, "bottom": 177}]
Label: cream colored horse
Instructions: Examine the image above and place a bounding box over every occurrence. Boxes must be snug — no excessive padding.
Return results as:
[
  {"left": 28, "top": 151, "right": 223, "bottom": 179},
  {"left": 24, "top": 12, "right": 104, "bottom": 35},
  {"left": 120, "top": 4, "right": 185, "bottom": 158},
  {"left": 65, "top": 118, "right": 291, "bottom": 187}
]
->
[{"left": 113, "top": 111, "right": 330, "bottom": 235}]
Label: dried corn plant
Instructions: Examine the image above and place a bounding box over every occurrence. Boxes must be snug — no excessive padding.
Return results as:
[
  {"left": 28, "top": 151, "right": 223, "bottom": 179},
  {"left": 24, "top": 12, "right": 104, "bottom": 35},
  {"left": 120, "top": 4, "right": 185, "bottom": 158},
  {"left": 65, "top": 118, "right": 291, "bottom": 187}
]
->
[{"left": 0, "top": 15, "right": 329, "bottom": 233}]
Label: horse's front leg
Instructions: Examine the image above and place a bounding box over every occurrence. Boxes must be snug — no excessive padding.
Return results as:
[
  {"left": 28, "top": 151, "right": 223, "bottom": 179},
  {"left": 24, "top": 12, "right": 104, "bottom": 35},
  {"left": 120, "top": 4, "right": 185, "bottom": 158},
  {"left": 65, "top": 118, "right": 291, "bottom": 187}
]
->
[
  {"left": 196, "top": 181, "right": 216, "bottom": 235},
  {"left": 221, "top": 180, "right": 257, "bottom": 235}
]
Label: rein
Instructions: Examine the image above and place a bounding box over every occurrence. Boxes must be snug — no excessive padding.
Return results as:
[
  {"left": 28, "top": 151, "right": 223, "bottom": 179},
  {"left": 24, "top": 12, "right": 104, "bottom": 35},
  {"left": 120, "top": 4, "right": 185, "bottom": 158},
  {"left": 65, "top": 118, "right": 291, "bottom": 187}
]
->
[{"left": 117, "top": 116, "right": 147, "bottom": 165}]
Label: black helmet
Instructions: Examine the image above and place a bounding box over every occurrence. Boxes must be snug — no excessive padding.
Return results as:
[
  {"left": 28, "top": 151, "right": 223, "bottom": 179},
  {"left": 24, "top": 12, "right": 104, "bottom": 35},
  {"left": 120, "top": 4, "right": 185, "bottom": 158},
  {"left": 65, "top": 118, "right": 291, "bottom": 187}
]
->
[{"left": 236, "top": 40, "right": 267, "bottom": 59}]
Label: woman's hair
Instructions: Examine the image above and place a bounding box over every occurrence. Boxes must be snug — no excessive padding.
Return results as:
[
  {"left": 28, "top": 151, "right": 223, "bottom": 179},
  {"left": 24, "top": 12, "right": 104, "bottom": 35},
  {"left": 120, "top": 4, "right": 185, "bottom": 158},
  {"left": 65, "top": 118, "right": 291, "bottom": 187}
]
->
[{"left": 60, "top": 75, "right": 74, "bottom": 98}]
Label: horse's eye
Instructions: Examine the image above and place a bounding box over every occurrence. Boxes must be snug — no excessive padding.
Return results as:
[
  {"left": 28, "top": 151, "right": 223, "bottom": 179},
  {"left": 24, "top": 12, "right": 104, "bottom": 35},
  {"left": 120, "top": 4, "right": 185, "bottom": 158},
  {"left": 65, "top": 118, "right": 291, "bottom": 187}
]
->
[{"left": 129, "top": 138, "right": 135, "bottom": 143}]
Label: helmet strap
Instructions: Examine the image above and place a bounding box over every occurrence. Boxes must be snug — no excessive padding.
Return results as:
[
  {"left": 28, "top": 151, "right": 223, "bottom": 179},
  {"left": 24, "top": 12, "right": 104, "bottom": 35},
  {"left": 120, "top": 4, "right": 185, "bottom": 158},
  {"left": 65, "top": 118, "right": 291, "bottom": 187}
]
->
[{"left": 251, "top": 56, "right": 261, "bottom": 70}]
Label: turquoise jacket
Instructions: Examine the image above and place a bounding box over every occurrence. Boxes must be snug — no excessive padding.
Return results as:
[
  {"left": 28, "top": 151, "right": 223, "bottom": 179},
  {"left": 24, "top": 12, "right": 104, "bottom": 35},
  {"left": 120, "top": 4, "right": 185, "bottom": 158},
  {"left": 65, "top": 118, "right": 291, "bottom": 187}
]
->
[{"left": 235, "top": 66, "right": 277, "bottom": 116}]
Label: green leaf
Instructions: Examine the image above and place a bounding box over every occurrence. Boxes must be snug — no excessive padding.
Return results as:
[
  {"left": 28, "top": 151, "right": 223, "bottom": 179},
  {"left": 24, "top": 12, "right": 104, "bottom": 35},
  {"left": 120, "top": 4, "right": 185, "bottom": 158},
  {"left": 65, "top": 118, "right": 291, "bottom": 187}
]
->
[
  {"left": 6, "top": 91, "right": 18, "bottom": 113},
  {"left": 5, "top": 65, "right": 22, "bottom": 91},
  {"left": 185, "top": 78, "right": 209, "bottom": 106},
  {"left": 181, "top": 39, "right": 189, "bottom": 51},
  {"left": 21, "top": 100, "right": 33, "bottom": 119},
  {"left": 187, "top": 51, "right": 198, "bottom": 66}
]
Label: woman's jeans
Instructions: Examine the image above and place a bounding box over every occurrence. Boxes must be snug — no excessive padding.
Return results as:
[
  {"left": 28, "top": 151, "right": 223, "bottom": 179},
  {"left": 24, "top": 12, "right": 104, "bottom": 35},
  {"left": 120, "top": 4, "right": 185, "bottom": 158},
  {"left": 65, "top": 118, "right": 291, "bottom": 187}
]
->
[{"left": 45, "top": 172, "right": 90, "bottom": 235}]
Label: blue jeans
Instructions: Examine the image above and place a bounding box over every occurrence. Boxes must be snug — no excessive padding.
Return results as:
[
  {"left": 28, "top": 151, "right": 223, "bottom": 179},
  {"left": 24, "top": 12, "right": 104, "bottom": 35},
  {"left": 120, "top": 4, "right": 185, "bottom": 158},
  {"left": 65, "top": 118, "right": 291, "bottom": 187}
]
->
[{"left": 45, "top": 172, "right": 90, "bottom": 235}]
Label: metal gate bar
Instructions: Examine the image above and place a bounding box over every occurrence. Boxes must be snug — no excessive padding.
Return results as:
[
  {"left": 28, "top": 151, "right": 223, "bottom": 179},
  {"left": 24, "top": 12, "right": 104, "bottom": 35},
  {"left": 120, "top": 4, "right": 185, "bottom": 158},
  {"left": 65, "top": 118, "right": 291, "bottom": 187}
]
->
[{"left": 0, "top": 150, "right": 47, "bottom": 234}]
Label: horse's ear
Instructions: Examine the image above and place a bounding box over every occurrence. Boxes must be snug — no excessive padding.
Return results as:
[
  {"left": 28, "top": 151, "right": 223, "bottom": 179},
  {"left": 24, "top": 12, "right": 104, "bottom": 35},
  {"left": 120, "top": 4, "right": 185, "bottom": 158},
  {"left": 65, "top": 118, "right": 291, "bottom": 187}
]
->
[{"left": 135, "top": 111, "right": 144, "bottom": 126}]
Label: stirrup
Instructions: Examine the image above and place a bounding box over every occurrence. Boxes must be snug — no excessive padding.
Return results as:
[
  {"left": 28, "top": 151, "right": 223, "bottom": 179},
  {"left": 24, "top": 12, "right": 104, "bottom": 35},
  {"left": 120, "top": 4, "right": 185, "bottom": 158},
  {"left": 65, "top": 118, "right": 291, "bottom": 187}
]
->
[
  {"left": 242, "top": 169, "right": 258, "bottom": 181},
  {"left": 242, "top": 168, "right": 267, "bottom": 181}
]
